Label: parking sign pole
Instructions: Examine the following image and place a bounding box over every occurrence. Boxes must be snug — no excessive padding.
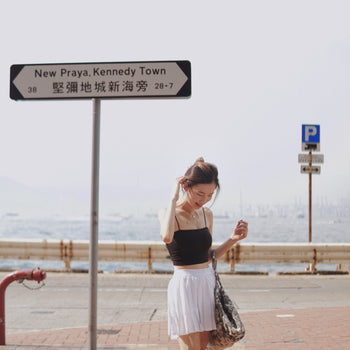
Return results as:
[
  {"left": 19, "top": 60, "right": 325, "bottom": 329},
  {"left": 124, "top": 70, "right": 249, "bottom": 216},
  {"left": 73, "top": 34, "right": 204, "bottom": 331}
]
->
[
  {"left": 300, "top": 124, "right": 321, "bottom": 244},
  {"left": 308, "top": 151, "right": 312, "bottom": 243}
]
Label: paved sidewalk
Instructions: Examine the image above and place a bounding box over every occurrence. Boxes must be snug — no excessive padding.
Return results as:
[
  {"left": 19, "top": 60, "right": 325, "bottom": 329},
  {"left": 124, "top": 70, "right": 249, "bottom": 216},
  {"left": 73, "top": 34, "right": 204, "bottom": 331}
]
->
[
  {"left": 1, "top": 272, "right": 350, "bottom": 349},
  {"left": 3, "top": 306, "right": 350, "bottom": 349}
]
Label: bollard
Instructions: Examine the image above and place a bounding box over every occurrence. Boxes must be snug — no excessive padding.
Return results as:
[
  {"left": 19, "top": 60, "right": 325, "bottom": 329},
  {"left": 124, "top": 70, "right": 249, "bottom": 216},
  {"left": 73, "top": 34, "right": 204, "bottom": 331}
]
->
[{"left": 0, "top": 268, "right": 46, "bottom": 345}]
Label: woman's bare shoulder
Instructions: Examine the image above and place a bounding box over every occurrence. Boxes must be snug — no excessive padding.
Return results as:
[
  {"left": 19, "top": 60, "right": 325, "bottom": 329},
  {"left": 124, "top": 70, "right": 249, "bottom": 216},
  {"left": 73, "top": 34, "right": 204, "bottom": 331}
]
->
[{"left": 203, "top": 206, "right": 213, "bottom": 217}]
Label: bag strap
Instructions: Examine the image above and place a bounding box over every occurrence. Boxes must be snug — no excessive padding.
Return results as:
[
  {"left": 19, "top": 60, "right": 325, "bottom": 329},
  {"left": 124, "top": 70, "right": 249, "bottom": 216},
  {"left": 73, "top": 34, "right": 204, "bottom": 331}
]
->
[
  {"left": 211, "top": 249, "right": 224, "bottom": 292},
  {"left": 211, "top": 249, "right": 217, "bottom": 271}
]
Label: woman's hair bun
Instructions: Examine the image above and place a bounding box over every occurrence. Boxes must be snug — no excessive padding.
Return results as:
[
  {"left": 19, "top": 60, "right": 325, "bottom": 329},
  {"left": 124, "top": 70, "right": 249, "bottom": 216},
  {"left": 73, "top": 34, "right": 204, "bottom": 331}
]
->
[{"left": 184, "top": 157, "right": 220, "bottom": 199}]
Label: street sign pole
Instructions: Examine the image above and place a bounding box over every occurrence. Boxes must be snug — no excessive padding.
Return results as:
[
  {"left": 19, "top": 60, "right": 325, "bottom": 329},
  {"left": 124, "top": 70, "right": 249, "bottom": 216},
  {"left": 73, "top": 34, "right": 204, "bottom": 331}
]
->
[
  {"left": 300, "top": 124, "right": 321, "bottom": 244},
  {"left": 308, "top": 151, "right": 312, "bottom": 243},
  {"left": 89, "top": 98, "right": 101, "bottom": 350}
]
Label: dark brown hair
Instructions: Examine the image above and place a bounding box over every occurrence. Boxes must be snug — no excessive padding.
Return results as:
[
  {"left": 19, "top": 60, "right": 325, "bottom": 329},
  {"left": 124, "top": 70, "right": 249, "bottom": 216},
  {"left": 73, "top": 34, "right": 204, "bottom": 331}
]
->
[{"left": 184, "top": 157, "right": 220, "bottom": 193}]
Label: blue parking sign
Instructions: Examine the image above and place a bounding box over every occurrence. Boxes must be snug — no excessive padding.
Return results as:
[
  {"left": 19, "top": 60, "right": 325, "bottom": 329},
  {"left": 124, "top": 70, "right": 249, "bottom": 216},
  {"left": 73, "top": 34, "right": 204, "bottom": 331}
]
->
[{"left": 302, "top": 124, "right": 320, "bottom": 151}]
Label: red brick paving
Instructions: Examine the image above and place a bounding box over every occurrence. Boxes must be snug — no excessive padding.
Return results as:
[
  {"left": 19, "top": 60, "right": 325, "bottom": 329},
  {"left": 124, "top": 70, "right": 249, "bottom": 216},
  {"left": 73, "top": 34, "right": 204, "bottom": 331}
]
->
[
  {"left": 240, "top": 307, "right": 350, "bottom": 350},
  {"left": 3, "top": 307, "right": 350, "bottom": 349}
]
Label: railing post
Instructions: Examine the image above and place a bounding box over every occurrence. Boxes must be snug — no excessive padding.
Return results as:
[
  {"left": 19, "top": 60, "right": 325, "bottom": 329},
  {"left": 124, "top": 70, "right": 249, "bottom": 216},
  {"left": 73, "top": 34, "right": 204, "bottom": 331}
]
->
[
  {"left": 64, "top": 259, "right": 71, "bottom": 270},
  {"left": 231, "top": 244, "right": 241, "bottom": 272},
  {"left": 229, "top": 248, "right": 235, "bottom": 272},
  {"left": 148, "top": 246, "right": 153, "bottom": 272}
]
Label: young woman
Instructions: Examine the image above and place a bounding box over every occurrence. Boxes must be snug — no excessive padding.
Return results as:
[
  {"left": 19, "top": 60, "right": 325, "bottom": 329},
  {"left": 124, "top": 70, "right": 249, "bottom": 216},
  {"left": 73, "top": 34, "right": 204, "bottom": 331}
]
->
[{"left": 159, "top": 158, "right": 248, "bottom": 350}]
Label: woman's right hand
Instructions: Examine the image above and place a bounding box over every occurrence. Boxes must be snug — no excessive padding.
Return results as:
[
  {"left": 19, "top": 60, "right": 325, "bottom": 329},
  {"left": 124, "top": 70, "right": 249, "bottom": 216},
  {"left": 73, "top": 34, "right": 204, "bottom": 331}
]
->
[{"left": 171, "top": 176, "right": 186, "bottom": 202}]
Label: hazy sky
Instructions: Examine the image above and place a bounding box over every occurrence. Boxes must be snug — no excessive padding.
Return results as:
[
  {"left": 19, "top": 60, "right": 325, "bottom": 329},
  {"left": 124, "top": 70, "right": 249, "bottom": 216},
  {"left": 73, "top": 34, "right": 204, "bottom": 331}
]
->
[{"left": 1, "top": 0, "right": 350, "bottom": 215}]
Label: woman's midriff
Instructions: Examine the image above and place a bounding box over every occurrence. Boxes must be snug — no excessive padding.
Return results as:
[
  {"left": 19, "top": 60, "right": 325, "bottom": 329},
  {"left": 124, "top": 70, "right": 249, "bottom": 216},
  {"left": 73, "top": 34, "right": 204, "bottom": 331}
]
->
[{"left": 174, "top": 262, "right": 210, "bottom": 270}]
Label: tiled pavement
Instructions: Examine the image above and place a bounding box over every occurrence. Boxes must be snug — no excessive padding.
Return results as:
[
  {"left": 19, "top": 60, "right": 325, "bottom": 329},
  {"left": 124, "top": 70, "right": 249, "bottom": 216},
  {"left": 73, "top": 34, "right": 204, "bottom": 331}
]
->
[{"left": 3, "top": 306, "right": 350, "bottom": 349}]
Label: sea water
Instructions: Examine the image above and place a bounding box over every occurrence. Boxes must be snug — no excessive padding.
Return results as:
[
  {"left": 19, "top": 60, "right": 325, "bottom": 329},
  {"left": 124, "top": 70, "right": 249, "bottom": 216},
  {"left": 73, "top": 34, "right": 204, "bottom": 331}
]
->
[{"left": 0, "top": 213, "right": 349, "bottom": 274}]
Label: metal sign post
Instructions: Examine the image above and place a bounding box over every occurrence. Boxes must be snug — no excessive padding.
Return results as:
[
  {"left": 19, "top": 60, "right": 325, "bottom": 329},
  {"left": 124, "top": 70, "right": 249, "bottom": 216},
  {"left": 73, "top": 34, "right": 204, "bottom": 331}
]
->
[
  {"left": 308, "top": 151, "right": 312, "bottom": 243},
  {"left": 10, "top": 60, "right": 191, "bottom": 350},
  {"left": 299, "top": 124, "right": 323, "bottom": 244},
  {"left": 88, "top": 99, "right": 100, "bottom": 350}
]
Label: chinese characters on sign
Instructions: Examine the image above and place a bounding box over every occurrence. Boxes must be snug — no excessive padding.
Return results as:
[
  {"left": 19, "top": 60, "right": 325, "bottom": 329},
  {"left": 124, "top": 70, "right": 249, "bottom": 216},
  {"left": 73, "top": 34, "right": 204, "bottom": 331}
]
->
[
  {"left": 52, "top": 79, "right": 153, "bottom": 95},
  {"left": 10, "top": 61, "right": 191, "bottom": 100}
]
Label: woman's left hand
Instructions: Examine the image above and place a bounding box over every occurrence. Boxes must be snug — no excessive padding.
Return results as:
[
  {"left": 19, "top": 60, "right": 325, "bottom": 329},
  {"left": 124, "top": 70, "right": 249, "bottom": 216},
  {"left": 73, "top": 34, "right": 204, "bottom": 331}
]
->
[{"left": 231, "top": 220, "right": 248, "bottom": 242}]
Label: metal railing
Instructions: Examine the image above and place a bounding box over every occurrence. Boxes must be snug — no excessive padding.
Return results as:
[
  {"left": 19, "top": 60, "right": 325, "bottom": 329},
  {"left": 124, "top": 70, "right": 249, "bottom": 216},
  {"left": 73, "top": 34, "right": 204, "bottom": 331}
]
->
[{"left": 0, "top": 239, "right": 349, "bottom": 273}]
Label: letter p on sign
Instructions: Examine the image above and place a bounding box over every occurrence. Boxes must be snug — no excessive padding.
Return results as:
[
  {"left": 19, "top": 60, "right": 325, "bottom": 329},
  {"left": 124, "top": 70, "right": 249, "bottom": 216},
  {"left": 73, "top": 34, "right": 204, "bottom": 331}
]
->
[{"left": 302, "top": 124, "right": 320, "bottom": 151}]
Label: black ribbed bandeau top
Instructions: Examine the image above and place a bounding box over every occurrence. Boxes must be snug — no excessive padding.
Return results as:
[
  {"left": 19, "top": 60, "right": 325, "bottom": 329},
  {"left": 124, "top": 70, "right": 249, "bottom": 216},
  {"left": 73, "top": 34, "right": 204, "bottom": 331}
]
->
[{"left": 166, "top": 209, "right": 212, "bottom": 266}]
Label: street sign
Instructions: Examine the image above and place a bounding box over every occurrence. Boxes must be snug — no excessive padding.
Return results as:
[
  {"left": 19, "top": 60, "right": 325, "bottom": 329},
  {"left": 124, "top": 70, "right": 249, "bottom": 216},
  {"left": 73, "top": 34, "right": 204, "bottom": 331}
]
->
[
  {"left": 10, "top": 61, "right": 191, "bottom": 100},
  {"left": 302, "top": 124, "right": 320, "bottom": 151},
  {"left": 299, "top": 125, "right": 322, "bottom": 244},
  {"left": 298, "top": 153, "right": 324, "bottom": 164},
  {"left": 300, "top": 165, "right": 321, "bottom": 174}
]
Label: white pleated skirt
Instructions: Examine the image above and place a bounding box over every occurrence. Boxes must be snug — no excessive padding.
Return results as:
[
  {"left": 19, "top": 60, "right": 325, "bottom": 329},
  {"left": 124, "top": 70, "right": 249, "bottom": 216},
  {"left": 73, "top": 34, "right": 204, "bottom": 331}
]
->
[{"left": 167, "top": 267, "right": 216, "bottom": 339}]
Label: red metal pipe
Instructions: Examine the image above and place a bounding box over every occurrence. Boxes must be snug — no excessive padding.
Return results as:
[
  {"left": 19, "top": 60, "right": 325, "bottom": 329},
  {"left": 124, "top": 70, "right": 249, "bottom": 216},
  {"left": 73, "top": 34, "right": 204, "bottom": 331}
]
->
[{"left": 0, "top": 268, "right": 46, "bottom": 345}]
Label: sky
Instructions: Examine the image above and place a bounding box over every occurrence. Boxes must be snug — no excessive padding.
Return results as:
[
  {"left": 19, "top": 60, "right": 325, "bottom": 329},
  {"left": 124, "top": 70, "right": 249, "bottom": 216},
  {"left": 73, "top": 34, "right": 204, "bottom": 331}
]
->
[{"left": 1, "top": 0, "right": 350, "bottom": 216}]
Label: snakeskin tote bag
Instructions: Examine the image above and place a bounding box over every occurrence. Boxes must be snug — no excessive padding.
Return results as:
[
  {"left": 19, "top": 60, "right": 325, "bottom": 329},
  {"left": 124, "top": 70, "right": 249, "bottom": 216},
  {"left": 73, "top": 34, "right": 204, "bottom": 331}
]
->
[{"left": 207, "top": 250, "right": 245, "bottom": 350}]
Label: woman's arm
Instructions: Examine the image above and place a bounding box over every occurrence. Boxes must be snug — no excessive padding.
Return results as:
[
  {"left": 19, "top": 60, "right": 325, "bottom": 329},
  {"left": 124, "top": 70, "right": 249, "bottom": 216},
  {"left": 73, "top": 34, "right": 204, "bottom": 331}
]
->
[
  {"left": 159, "top": 200, "right": 177, "bottom": 244},
  {"left": 212, "top": 220, "right": 248, "bottom": 260},
  {"left": 159, "top": 177, "right": 185, "bottom": 244}
]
